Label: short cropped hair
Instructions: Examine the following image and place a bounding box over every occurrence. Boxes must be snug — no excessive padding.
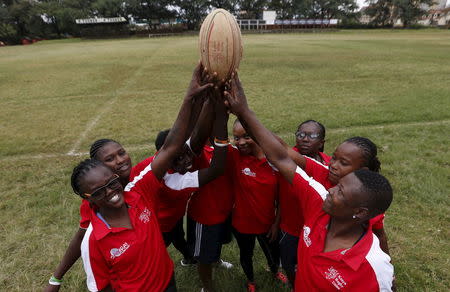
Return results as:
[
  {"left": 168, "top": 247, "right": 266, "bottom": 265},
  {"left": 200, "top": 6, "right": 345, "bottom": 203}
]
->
[{"left": 354, "top": 169, "right": 393, "bottom": 218}]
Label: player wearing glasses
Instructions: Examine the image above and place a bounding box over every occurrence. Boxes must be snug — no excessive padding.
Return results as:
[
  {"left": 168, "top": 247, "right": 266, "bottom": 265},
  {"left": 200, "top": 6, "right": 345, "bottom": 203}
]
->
[{"left": 294, "top": 120, "right": 331, "bottom": 165}]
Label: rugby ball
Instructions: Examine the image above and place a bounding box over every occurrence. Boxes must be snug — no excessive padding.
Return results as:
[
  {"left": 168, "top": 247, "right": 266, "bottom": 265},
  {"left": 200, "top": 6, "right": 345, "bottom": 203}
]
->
[{"left": 199, "top": 9, "right": 243, "bottom": 81}]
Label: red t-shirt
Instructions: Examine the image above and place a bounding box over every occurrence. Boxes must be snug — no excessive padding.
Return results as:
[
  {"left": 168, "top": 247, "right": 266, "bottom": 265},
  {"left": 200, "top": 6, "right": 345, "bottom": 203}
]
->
[
  {"left": 293, "top": 146, "right": 331, "bottom": 165},
  {"left": 80, "top": 166, "right": 173, "bottom": 292},
  {"left": 292, "top": 166, "right": 394, "bottom": 291},
  {"left": 229, "top": 145, "right": 278, "bottom": 234},
  {"left": 278, "top": 174, "right": 301, "bottom": 236},
  {"left": 304, "top": 157, "right": 385, "bottom": 229},
  {"left": 188, "top": 145, "right": 234, "bottom": 225}
]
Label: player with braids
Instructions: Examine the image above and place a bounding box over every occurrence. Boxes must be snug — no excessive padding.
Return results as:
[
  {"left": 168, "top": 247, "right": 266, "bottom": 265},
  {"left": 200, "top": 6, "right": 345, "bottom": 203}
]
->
[
  {"left": 344, "top": 136, "right": 380, "bottom": 173},
  {"left": 45, "top": 63, "right": 213, "bottom": 292},
  {"left": 45, "top": 138, "right": 134, "bottom": 292},
  {"left": 223, "top": 73, "right": 395, "bottom": 291}
]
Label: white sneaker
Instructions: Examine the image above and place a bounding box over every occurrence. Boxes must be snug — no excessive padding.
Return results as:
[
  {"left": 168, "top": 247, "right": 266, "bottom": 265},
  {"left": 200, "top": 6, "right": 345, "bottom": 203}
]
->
[{"left": 217, "top": 259, "right": 233, "bottom": 269}]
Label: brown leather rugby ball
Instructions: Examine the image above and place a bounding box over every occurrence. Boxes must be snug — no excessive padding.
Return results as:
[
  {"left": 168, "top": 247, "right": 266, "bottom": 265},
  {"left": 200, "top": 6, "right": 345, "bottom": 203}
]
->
[{"left": 199, "top": 9, "right": 243, "bottom": 81}]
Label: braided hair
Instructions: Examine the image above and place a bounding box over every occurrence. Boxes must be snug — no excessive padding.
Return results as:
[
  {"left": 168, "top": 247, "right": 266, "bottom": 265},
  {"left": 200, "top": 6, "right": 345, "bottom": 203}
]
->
[
  {"left": 71, "top": 159, "right": 104, "bottom": 198},
  {"left": 345, "top": 137, "right": 381, "bottom": 173},
  {"left": 89, "top": 139, "right": 119, "bottom": 159},
  {"left": 297, "top": 120, "right": 326, "bottom": 152},
  {"left": 354, "top": 169, "right": 393, "bottom": 218}
]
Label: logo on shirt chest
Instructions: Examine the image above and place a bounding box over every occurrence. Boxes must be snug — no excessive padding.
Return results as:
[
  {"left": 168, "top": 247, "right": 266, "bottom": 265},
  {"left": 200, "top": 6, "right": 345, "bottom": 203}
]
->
[
  {"left": 324, "top": 266, "right": 347, "bottom": 290},
  {"left": 139, "top": 208, "right": 151, "bottom": 223},
  {"left": 303, "top": 226, "right": 312, "bottom": 247},
  {"left": 110, "top": 242, "right": 130, "bottom": 259},
  {"left": 241, "top": 167, "right": 256, "bottom": 177}
]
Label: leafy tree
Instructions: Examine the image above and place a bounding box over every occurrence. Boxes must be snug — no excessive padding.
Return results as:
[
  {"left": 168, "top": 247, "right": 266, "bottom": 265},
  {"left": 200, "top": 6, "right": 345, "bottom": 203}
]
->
[
  {"left": 128, "top": 0, "right": 176, "bottom": 23},
  {"left": 392, "top": 0, "right": 431, "bottom": 27},
  {"left": 365, "top": 0, "right": 430, "bottom": 27},
  {"left": 0, "top": 0, "right": 47, "bottom": 42},
  {"left": 365, "top": 0, "right": 395, "bottom": 26},
  {"left": 267, "top": 0, "right": 296, "bottom": 18},
  {"left": 37, "top": 0, "right": 91, "bottom": 37},
  {"left": 174, "top": 0, "right": 209, "bottom": 29},
  {"left": 237, "top": 0, "right": 268, "bottom": 18},
  {"left": 91, "top": 0, "right": 129, "bottom": 18},
  {"left": 210, "top": 0, "right": 240, "bottom": 14},
  {"left": 302, "top": 0, "right": 359, "bottom": 19}
]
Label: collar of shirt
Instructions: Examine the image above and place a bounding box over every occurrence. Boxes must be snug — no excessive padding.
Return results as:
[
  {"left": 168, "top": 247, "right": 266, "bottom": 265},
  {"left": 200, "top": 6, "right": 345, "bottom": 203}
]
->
[{"left": 315, "top": 214, "right": 375, "bottom": 272}]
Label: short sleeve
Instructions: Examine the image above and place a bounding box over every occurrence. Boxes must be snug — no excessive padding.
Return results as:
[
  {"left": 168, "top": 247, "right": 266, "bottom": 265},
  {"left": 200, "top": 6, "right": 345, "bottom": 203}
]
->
[
  {"left": 125, "top": 163, "right": 162, "bottom": 206},
  {"left": 163, "top": 171, "right": 199, "bottom": 190},
  {"left": 79, "top": 200, "right": 91, "bottom": 229},
  {"left": 292, "top": 166, "right": 328, "bottom": 219},
  {"left": 304, "top": 156, "right": 330, "bottom": 186}
]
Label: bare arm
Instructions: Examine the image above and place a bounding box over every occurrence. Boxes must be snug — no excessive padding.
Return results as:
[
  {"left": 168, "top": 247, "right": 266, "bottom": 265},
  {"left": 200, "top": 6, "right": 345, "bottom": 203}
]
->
[
  {"left": 152, "top": 63, "right": 213, "bottom": 180},
  {"left": 373, "top": 227, "right": 390, "bottom": 255},
  {"left": 267, "top": 202, "right": 281, "bottom": 242},
  {"left": 44, "top": 228, "right": 86, "bottom": 292},
  {"left": 224, "top": 74, "right": 297, "bottom": 183},
  {"left": 198, "top": 92, "right": 229, "bottom": 186},
  {"left": 189, "top": 96, "right": 215, "bottom": 155}
]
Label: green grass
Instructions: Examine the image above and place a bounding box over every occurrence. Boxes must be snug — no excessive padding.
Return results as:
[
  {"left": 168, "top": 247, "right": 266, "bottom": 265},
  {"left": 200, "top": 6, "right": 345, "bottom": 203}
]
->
[{"left": 0, "top": 30, "right": 449, "bottom": 291}]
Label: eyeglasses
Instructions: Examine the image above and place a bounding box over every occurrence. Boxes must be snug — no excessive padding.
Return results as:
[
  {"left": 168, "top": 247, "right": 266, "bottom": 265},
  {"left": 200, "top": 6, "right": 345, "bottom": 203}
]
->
[
  {"left": 295, "top": 132, "right": 321, "bottom": 140},
  {"left": 84, "top": 174, "right": 122, "bottom": 201}
]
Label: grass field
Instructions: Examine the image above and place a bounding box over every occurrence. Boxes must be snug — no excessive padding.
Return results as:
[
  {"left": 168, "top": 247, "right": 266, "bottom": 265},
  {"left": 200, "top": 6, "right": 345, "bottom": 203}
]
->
[{"left": 0, "top": 29, "right": 449, "bottom": 291}]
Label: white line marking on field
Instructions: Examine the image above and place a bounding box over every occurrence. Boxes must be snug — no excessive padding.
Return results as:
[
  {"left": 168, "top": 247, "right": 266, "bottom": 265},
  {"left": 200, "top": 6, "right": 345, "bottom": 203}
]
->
[
  {"left": 66, "top": 96, "right": 119, "bottom": 155},
  {"left": 66, "top": 43, "right": 166, "bottom": 155},
  {"left": 2, "top": 119, "right": 449, "bottom": 163}
]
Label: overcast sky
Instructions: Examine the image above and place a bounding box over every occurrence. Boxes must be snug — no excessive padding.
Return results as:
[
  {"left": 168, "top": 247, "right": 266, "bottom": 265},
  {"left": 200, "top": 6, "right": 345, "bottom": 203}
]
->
[{"left": 356, "top": 0, "right": 449, "bottom": 9}]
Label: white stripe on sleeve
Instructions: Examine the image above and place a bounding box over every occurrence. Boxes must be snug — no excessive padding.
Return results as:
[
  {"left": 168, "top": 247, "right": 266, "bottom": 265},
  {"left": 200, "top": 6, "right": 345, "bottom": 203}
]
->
[
  {"left": 163, "top": 171, "right": 199, "bottom": 190},
  {"left": 295, "top": 166, "right": 329, "bottom": 201},
  {"left": 365, "top": 234, "right": 394, "bottom": 292},
  {"left": 81, "top": 224, "right": 99, "bottom": 292},
  {"left": 124, "top": 163, "right": 153, "bottom": 192}
]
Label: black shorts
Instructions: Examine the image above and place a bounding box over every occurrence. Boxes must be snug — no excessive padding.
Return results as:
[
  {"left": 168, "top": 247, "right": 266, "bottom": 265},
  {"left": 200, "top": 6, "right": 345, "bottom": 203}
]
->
[
  {"left": 279, "top": 229, "right": 299, "bottom": 274},
  {"left": 162, "top": 217, "right": 185, "bottom": 247},
  {"left": 164, "top": 273, "right": 177, "bottom": 292},
  {"left": 187, "top": 216, "right": 224, "bottom": 264}
]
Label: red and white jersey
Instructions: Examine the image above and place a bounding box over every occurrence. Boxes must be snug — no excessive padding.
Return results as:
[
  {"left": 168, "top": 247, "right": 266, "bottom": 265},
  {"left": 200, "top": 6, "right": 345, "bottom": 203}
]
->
[
  {"left": 188, "top": 145, "right": 234, "bottom": 225},
  {"left": 292, "top": 166, "right": 394, "bottom": 291},
  {"left": 81, "top": 165, "right": 173, "bottom": 292},
  {"left": 229, "top": 145, "right": 278, "bottom": 234},
  {"left": 304, "top": 157, "right": 385, "bottom": 229},
  {"left": 293, "top": 146, "right": 331, "bottom": 165}
]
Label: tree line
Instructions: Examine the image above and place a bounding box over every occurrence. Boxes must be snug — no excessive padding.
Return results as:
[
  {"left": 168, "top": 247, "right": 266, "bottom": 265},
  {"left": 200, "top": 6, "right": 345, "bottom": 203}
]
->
[{"left": 1, "top": 0, "right": 432, "bottom": 44}]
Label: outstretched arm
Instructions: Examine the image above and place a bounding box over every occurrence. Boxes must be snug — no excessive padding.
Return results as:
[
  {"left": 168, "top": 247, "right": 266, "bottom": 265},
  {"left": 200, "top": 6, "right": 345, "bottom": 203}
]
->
[
  {"left": 224, "top": 73, "right": 297, "bottom": 183},
  {"left": 189, "top": 95, "right": 215, "bottom": 155},
  {"left": 198, "top": 91, "right": 229, "bottom": 186},
  {"left": 152, "top": 63, "right": 213, "bottom": 180},
  {"left": 44, "top": 228, "right": 86, "bottom": 292}
]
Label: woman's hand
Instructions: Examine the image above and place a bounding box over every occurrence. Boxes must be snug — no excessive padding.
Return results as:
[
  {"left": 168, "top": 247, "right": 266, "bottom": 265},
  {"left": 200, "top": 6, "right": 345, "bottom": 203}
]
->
[
  {"left": 223, "top": 72, "right": 249, "bottom": 116},
  {"left": 185, "top": 62, "right": 214, "bottom": 101}
]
